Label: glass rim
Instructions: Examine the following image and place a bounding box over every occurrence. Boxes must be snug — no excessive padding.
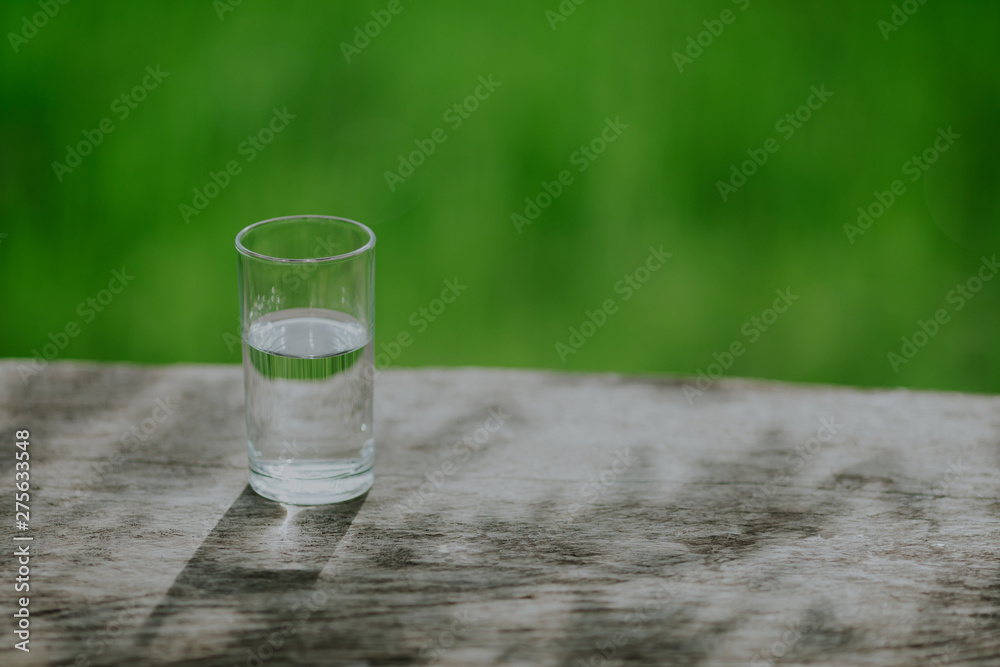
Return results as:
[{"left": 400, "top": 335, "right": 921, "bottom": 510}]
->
[{"left": 235, "top": 214, "right": 376, "bottom": 264}]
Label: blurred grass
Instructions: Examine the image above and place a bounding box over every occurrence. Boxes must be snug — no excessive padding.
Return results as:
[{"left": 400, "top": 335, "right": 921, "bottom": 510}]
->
[{"left": 1, "top": 0, "right": 999, "bottom": 392}]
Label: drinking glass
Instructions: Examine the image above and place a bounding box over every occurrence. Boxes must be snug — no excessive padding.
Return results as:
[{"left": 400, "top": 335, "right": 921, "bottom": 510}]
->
[{"left": 235, "top": 215, "right": 375, "bottom": 504}]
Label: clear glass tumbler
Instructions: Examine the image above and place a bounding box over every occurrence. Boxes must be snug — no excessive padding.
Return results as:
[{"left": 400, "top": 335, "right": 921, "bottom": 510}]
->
[{"left": 235, "top": 215, "right": 375, "bottom": 504}]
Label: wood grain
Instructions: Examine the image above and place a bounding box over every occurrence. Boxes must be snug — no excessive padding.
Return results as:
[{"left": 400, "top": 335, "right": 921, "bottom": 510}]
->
[{"left": 0, "top": 361, "right": 998, "bottom": 666}]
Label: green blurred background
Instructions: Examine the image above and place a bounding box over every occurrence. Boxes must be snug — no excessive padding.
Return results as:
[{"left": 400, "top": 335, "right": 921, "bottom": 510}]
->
[{"left": 2, "top": 1, "right": 998, "bottom": 392}]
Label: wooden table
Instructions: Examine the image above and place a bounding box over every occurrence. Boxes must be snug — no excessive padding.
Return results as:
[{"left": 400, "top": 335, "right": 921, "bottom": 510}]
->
[{"left": 1, "top": 361, "right": 998, "bottom": 666}]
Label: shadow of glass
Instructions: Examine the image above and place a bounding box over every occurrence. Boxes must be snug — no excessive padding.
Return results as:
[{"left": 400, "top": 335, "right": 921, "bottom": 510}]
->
[{"left": 131, "top": 484, "right": 366, "bottom": 652}]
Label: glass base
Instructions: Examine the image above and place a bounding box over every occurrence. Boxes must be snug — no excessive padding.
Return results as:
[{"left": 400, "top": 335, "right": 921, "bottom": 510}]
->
[{"left": 249, "top": 467, "right": 373, "bottom": 505}]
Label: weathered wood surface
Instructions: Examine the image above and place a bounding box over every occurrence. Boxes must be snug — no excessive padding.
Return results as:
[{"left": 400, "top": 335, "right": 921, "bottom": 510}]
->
[{"left": 1, "top": 360, "right": 999, "bottom": 666}]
